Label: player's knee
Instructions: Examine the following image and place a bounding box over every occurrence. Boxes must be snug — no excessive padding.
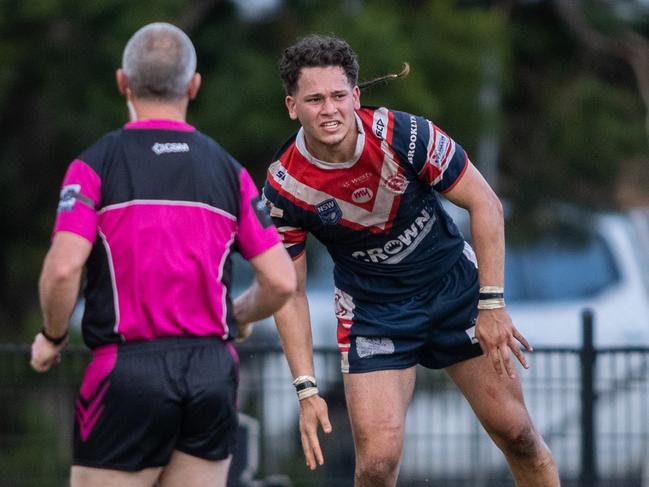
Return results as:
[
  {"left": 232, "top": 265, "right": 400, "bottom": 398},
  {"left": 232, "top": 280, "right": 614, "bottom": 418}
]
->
[
  {"left": 496, "top": 423, "right": 541, "bottom": 460},
  {"left": 354, "top": 420, "right": 402, "bottom": 449},
  {"left": 355, "top": 453, "right": 400, "bottom": 485}
]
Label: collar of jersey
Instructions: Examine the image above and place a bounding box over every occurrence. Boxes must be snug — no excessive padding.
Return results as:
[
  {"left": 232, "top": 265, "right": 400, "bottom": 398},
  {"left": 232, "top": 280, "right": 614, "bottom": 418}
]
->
[
  {"left": 295, "top": 112, "right": 364, "bottom": 170},
  {"left": 124, "top": 119, "right": 196, "bottom": 132}
]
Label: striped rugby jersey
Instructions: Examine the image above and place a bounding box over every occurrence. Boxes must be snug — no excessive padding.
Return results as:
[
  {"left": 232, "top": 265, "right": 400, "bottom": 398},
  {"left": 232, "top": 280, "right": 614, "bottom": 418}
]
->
[
  {"left": 53, "top": 119, "right": 280, "bottom": 348},
  {"left": 263, "top": 106, "right": 470, "bottom": 302}
]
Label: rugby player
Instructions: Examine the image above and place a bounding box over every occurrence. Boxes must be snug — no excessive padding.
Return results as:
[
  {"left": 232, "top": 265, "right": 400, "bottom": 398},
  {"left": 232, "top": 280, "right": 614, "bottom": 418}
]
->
[{"left": 263, "top": 34, "right": 560, "bottom": 487}]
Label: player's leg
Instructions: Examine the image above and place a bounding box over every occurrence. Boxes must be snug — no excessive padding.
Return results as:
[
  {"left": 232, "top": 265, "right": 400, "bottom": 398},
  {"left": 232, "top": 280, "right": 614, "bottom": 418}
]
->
[
  {"left": 157, "top": 450, "right": 231, "bottom": 487},
  {"left": 70, "top": 465, "right": 162, "bottom": 487},
  {"left": 446, "top": 354, "right": 560, "bottom": 486},
  {"left": 343, "top": 367, "right": 416, "bottom": 487}
]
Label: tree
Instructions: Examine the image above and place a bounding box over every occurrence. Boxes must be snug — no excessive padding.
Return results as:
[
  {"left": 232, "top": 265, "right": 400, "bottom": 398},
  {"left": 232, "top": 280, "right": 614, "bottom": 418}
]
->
[
  {"left": 554, "top": 0, "right": 649, "bottom": 145},
  {"left": 1, "top": 0, "right": 647, "bottom": 340}
]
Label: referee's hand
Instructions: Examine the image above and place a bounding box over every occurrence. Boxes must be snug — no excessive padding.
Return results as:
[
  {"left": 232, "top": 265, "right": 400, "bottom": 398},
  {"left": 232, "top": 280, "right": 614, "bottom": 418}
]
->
[
  {"left": 235, "top": 322, "right": 254, "bottom": 343},
  {"left": 30, "top": 333, "right": 65, "bottom": 372}
]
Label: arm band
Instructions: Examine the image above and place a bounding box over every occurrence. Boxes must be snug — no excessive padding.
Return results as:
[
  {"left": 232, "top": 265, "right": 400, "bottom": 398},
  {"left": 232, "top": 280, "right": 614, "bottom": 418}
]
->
[
  {"left": 294, "top": 380, "right": 317, "bottom": 392},
  {"left": 41, "top": 327, "right": 68, "bottom": 345},
  {"left": 479, "top": 292, "right": 504, "bottom": 300},
  {"left": 292, "top": 375, "right": 317, "bottom": 387},
  {"left": 478, "top": 286, "right": 505, "bottom": 309},
  {"left": 293, "top": 375, "right": 319, "bottom": 401},
  {"left": 479, "top": 286, "right": 504, "bottom": 293},
  {"left": 297, "top": 387, "right": 319, "bottom": 401},
  {"left": 477, "top": 298, "right": 506, "bottom": 310}
]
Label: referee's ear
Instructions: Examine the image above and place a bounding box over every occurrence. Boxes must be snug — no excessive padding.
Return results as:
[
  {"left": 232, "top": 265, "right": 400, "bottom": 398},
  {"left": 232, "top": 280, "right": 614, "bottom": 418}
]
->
[
  {"left": 116, "top": 69, "right": 129, "bottom": 97},
  {"left": 188, "top": 73, "right": 202, "bottom": 100}
]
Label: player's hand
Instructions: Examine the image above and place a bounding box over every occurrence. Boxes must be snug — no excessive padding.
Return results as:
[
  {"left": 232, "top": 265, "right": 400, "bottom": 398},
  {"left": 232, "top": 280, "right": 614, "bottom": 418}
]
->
[
  {"left": 475, "top": 308, "right": 532, "bottom": 379},
  {"left": 298, "top": 394, "right": 332, "bottom": 470},
  {"left": 30, "top": 333, "right": 66, "bottom": 372},
  {"left": 235, "top": 322, "right": 254, "bottom": 343}
]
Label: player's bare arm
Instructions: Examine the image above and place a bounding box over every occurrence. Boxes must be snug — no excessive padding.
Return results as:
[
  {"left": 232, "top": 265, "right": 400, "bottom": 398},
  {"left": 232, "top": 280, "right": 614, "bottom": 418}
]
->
[
  {"left": 31, "top": 232, "right": 91, "bottom": 372},
  {"left": 444, "top": 163, "right": 532, "bottom": 378},
  {"left": 273, "top": 253, "right": 332, "bottom": 469}
]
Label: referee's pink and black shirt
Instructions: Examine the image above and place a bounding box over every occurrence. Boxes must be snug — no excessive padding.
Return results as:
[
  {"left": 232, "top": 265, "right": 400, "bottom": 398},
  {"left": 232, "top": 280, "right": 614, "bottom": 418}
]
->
[{"left": 53, "top": 119, "right": 280, "bottom": 349}]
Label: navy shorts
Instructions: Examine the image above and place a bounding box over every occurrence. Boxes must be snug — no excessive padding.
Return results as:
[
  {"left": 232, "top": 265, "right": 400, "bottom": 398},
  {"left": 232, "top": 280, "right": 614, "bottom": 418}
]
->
[
  {"left": 336, "top": 252, "right": 483, "bottom": 373},
  {"left": 73, "top": 337, "right": 239, "bottom": 471}
]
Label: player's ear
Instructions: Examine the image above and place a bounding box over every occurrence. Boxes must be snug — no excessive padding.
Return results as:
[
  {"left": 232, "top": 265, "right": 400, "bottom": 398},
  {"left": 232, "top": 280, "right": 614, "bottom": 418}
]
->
[
  {"left": 285, "top": 96, "right": 298, "bottom": 120},
  {"left": 116, "top": 69, "right": 129, "bottom": 96},
  {"left": 188, "top": 73, "right": 201, "bottom": 100},
  {"left": 352, "top": 85, "right": 361, "bottom": 110}
]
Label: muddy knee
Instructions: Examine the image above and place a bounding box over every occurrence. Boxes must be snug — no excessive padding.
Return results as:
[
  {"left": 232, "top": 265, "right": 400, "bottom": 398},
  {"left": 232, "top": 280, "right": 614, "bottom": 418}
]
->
[
  {"left": 355, "top": 454, "right": 401, "bottom": 485},
  {"left": 497, "top": 424, "right": 542, "bottom": 459}
]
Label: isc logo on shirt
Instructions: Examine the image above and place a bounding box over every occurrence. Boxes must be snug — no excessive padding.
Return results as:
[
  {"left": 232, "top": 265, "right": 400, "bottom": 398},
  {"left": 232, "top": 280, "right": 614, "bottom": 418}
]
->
[{"left": 151, "top": 142, "right": 190, "bottom": 155}]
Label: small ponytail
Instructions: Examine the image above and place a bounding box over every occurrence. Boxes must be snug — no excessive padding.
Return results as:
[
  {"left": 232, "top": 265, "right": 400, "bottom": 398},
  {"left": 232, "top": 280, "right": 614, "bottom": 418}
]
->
[{"left": 359, "top": 62, "right": 410, "bottom": 90}]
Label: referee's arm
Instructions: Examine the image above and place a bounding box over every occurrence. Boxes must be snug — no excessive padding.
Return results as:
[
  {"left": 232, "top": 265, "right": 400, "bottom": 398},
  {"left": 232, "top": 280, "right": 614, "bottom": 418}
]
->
[{"left": 31, "top": 232, "right": 91, "bottom": 372}]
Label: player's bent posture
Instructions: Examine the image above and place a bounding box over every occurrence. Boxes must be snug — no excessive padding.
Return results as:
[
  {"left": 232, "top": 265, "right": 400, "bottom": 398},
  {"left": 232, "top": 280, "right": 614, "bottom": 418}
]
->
[
  {"left": 263, "top": 35, "right": 560, "bottom": 487},
  {"left": 30, "top": 23, "right": 296, "bottom": 487}
]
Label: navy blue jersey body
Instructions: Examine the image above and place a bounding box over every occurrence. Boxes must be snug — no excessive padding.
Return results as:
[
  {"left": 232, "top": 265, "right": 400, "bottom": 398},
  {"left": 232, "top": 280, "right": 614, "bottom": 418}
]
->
[{"left": 263, "top": 106, "right": 472, "bottom": 302}]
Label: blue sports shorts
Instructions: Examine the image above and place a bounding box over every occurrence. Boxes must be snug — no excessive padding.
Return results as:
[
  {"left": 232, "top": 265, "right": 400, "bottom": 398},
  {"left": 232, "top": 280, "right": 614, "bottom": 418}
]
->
[
  {"left": 335, "top": 252, "right": 482, "bottom": 373},
  {"left": 73, "top": 336, "right": 239, "bottom": 471}
]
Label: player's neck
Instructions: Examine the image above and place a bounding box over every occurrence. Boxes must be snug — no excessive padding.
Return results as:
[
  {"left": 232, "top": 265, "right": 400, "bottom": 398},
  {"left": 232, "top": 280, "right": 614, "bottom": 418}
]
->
[
  {"left": 128, "top": 98, "right": 189, "bottom": 122},
  {"left": 304, "top": 130, "right": 358, "bottom": 164}
]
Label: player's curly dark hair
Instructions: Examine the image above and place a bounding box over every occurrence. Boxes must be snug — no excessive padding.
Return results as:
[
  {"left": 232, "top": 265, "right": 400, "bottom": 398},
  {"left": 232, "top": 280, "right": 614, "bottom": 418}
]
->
[
  {"left": 279, "top": 34, "right": 410, "bottom": 96},
  {"left": 279, "top": 35, "right": 359, "bottom": 96}
]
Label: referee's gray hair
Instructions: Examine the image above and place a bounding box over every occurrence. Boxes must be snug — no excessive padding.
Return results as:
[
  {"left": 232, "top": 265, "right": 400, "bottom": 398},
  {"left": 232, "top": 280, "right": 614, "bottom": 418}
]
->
[{"left": 122, "top": 22, "right": 197, "bottom": 100}]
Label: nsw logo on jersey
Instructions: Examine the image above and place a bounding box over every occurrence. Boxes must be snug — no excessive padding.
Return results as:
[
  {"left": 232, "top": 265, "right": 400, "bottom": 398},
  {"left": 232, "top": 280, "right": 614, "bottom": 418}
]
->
[{"left": 315, "top": 198, "right": 342, "bottom": 225}]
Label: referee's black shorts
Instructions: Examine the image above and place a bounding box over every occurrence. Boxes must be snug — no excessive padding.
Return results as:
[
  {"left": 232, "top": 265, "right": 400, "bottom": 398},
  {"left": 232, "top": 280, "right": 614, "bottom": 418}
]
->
[{"left": 73, "top": 336, "right": 239, "bottom": 471}]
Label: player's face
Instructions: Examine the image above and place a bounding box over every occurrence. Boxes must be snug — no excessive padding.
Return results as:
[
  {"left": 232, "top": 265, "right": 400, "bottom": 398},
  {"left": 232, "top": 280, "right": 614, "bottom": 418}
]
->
[{"left": 285, "top": 66, "right": 361, "bottom": 163}]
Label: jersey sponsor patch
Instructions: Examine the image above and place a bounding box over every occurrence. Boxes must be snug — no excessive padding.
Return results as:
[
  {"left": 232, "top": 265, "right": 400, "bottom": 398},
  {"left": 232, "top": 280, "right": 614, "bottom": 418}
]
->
[
  {"left": 356, "top": 336, "right": 395, "bottom": 358},
  {"left": 341, "top": 171, "right": 372, "bottom": 189},
  {"left": 151, "top": 142, "right": 190, "bottom": 155},
  {"left": 251, "top": 195, "right": 273, "bottom": 228},
  {"left": 315, "top": 198, "right": 342, "bottom": 225},
  {"left": 431, "top": 128, "right": 452, "bottom": 167},
  {"left": 58, "top": 184, "right": 81, "bottom": 212},
  {"left": 351, "top": 207, "right": 436, "bottom": 264},
  {"left": 351, "top": 187, "right": 373, "bottom": 203},
  {"left": 406, "top": 115, "right": 418, "bottom": 165},
  {"left": 372, "top": 107, "right": 389, "bottom": 140},
  {"left": 383, "top": 174, "right": 408, "bottom": 194}
]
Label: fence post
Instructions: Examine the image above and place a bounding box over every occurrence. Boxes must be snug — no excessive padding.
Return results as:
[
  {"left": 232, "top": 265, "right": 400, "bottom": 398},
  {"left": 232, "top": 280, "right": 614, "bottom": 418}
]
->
[{"left": 580, "top": 308, "right": 597, "bottom": 487}]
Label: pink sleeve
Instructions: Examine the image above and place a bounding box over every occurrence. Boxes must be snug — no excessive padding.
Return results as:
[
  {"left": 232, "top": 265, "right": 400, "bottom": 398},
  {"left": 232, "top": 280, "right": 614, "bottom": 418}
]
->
[
  {"left": 53, "top": 159, "right": 101, "bottom": 244},
  {"left": 236, "top": 168, "right": 281, "bottom": 260}
]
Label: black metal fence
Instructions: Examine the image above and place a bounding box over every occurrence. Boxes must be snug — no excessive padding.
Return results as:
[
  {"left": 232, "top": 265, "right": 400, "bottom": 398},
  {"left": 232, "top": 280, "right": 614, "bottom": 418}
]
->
[{"left": 2, "top": 311, "right": 649, "bottom": 487}]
